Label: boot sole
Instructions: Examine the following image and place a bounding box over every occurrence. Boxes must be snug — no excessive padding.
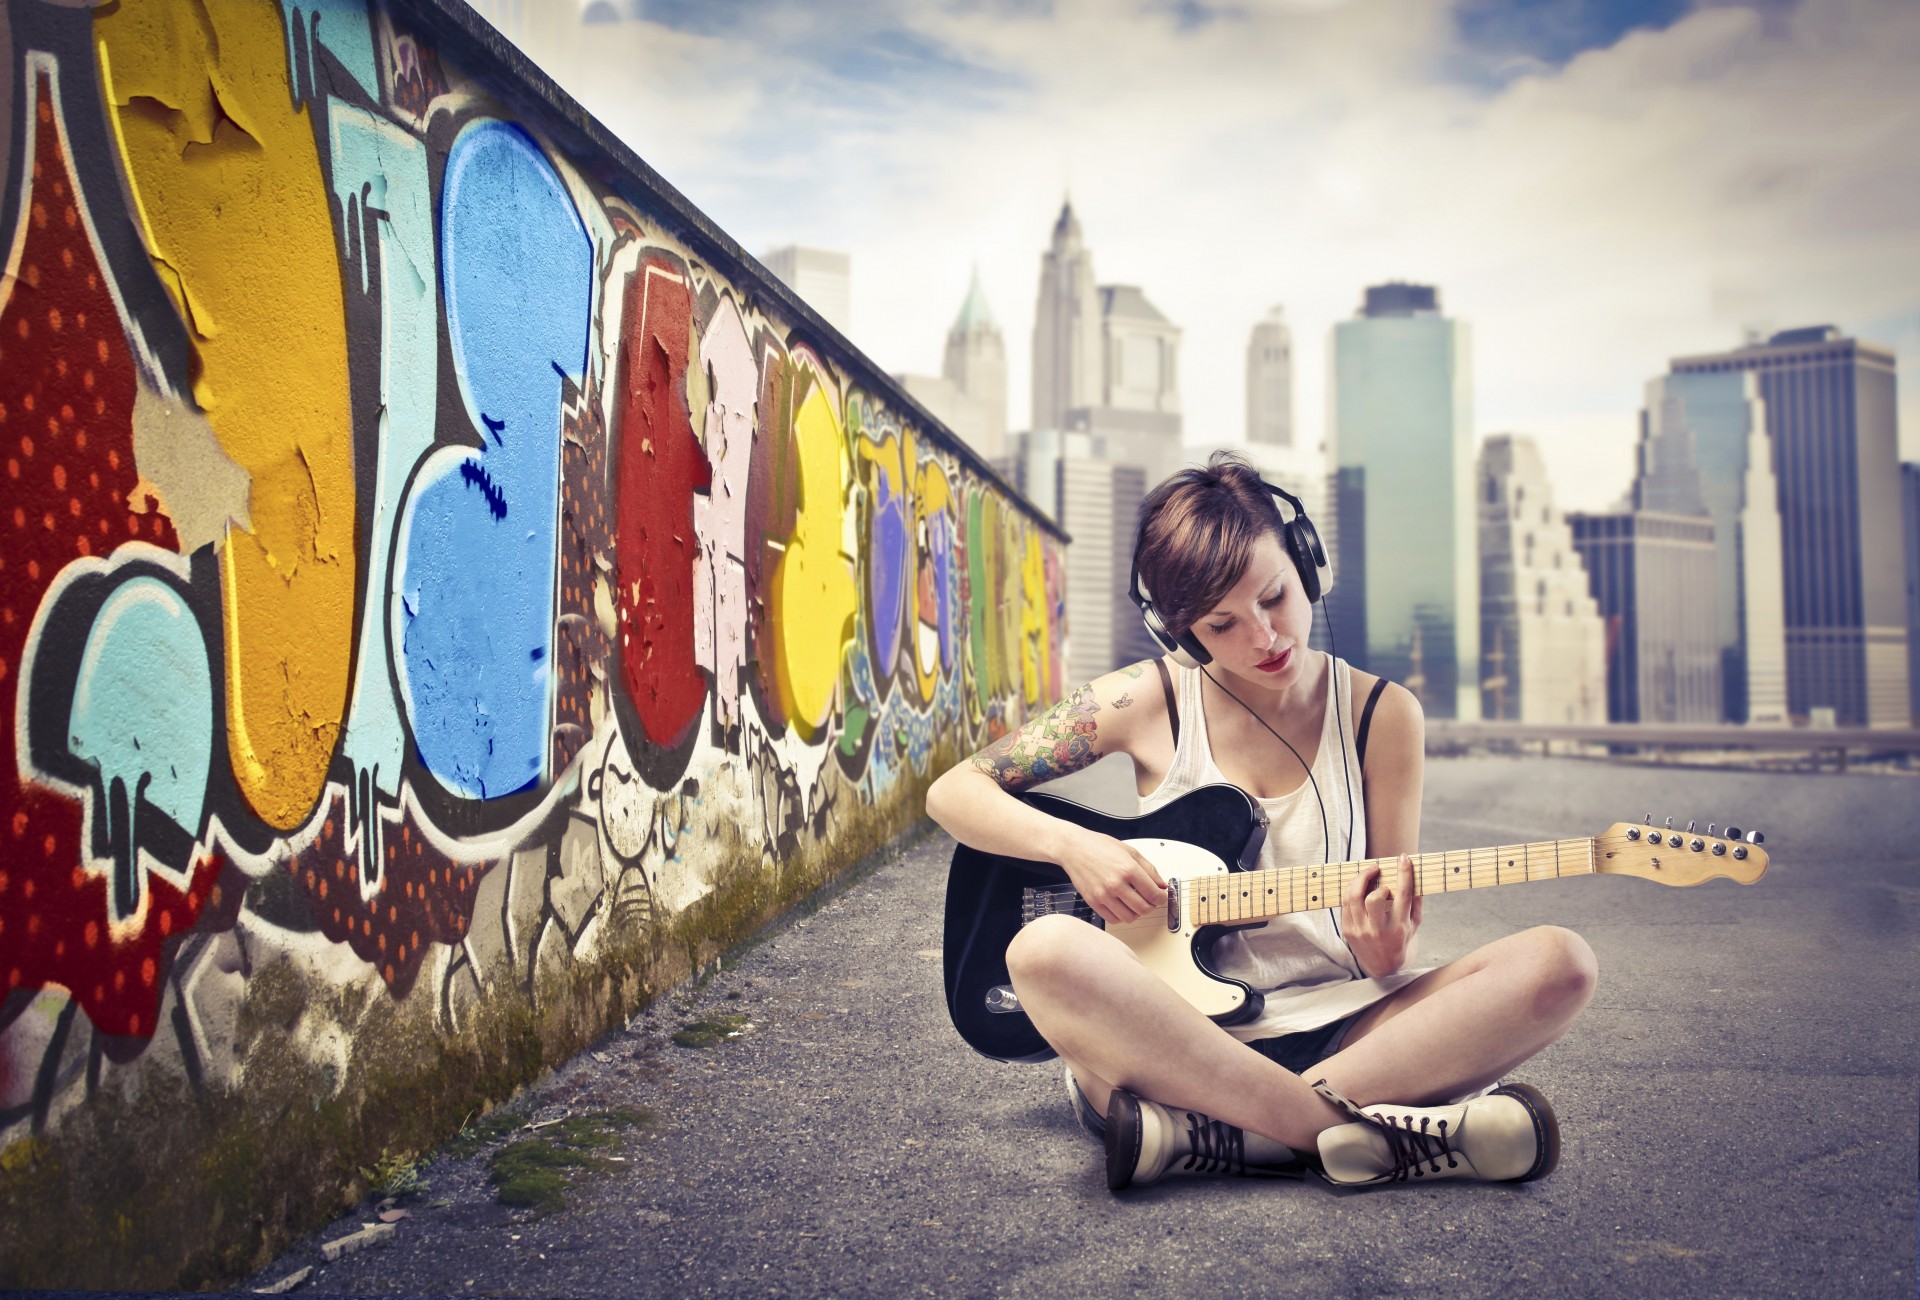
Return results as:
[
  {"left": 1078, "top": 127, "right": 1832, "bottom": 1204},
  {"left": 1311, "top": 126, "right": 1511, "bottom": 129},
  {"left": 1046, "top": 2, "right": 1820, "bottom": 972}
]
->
[
  {"left": 1491, "top": 1082, "right": 1560, "bottom": 1182},
  {"left": 1105, "top": 1089, "right": 1144, "bottom": 1191}
]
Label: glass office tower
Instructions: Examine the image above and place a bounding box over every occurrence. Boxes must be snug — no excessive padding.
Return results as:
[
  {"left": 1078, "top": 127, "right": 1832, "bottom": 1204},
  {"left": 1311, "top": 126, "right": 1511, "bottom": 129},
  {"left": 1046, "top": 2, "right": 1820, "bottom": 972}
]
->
[
  {"left": 1905, "top": 463, "right": 1920, "bottom": 726},
  {"left": 1669, "top": 328, "right": 1907, "bottom": 727},
  {"left": 1568, "top": 511, "right": 1722, "bottom": 723},
  {"left": 1638, "top": 372, "right": 1789, "bottom": 724},
  {"left": 1330, "top": 283, "right": 1478, "bottom": 719}
]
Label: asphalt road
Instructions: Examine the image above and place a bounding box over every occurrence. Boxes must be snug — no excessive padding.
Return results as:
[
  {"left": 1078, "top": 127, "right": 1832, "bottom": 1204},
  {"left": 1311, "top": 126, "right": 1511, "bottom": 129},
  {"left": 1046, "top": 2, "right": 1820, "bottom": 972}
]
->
[{"left": 92, "top": 754, "right": 1920, "bottom": 1298}]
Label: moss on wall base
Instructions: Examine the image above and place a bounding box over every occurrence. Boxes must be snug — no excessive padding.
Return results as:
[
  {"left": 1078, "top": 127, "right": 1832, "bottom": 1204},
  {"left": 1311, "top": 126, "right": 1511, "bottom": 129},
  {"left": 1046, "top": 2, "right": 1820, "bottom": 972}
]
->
[{"left": 0, "top": 767, "right": 941, "bottom": 1292}]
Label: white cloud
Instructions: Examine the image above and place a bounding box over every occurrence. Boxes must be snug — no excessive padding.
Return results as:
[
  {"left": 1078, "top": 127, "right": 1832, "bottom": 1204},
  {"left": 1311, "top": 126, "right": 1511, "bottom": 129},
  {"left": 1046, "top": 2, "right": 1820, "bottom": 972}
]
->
[{"left": 509, "top": 0, "right": 1920, "bottom": 508}]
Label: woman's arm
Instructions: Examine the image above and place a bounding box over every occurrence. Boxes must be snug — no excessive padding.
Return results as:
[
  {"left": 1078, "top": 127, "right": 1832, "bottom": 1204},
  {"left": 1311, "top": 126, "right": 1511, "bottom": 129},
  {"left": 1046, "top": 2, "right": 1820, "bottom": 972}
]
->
[
  {"left": 1340, "top": 679, "right": 1426, "bottom": 978},
  {"left": 1360, "top": 680, "right": 1424, "bottom": 859},
  {"left": 926, "top": 663, "right": 1171, "bottom": 925}
]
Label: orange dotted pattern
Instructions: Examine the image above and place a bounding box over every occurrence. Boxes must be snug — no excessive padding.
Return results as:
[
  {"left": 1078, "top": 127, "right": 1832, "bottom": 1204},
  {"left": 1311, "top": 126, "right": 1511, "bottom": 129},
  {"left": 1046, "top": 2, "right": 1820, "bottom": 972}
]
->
[
  {"left": 554, "top": 393, "right": 611, "bottom": 775},
  {"left": 284, "top": 795, "right": 484, "bottom": 997},
  {"left": 1, "top": 72, "right": 204, "bottom": 1041}
]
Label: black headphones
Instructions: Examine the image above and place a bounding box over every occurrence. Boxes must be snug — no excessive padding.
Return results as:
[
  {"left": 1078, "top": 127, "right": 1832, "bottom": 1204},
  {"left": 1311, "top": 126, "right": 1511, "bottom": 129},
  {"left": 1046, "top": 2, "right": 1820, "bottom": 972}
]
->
[{"left": 1128, "top": 478, "right": 1329, "bottom": 669}]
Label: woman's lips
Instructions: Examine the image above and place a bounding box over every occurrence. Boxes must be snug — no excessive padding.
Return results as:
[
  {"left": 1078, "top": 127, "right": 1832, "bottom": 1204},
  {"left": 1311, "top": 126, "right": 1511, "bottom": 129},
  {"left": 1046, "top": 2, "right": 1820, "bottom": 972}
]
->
[{"left": 1256, "top": 647, "right": 1292, "bottom": 673}]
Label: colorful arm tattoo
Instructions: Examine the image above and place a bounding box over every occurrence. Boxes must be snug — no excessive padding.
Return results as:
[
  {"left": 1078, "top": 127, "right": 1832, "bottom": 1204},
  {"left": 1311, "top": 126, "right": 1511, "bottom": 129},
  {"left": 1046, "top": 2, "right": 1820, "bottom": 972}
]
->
[{"left": 967, "top": 683, "right": 1102, "bottom": 791}]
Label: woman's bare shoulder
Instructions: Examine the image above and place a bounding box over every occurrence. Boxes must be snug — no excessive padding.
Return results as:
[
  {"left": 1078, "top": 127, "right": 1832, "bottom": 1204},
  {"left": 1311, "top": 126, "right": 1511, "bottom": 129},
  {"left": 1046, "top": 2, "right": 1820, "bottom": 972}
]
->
[
  {"left": 963, "top": 660, "right": 1172, "bottom": 791},
  {"left": 1349, "top": 667, "right": 1424, "bottom": 769}
]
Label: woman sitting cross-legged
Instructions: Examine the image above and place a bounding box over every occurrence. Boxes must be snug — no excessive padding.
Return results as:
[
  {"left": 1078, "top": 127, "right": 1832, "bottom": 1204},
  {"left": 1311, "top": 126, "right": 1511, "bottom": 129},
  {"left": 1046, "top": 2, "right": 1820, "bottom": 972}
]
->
[{"left": 924, "top": 452, "right": 1597, "bottom": 1190}]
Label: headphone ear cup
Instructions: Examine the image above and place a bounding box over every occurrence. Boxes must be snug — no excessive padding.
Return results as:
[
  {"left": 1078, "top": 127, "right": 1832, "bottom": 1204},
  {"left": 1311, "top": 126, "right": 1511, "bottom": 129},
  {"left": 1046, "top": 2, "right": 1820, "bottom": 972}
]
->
[
  {"left": 1285, "top": 520, "right": 1323, "bottom": 605},
  {"left": 1173, "top": 630, "right": 1210, "bottom": 669},
  {"left": 1141, "top": 602, "right": 1209, "bottom": 668}
]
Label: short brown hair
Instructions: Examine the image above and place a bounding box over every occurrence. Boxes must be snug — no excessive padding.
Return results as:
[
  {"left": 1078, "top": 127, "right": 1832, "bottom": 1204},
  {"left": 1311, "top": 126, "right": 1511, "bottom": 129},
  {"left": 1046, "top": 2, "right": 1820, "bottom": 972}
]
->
[{"left": 1132, "top": 451, "right": 1287, "bottom": 640}]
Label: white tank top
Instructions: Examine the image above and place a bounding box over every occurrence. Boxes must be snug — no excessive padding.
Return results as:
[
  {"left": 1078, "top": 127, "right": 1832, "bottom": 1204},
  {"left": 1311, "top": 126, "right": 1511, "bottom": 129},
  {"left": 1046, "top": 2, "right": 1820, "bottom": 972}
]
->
[{"left": 1137, "top": 653, "right": 1424, "bottom": 1039}]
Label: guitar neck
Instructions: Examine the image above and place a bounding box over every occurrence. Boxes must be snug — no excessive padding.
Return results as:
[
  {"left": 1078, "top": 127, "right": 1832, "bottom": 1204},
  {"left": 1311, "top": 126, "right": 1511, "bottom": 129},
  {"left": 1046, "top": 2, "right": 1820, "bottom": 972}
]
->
[{"left": 1184, "top": 838, "right": 1598, "bottom": 926}]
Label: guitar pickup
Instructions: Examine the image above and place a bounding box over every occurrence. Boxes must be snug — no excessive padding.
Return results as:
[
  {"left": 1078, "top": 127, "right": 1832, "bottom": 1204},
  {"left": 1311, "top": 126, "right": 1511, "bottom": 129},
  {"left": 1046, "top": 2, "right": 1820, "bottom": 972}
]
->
[{"left": 1021, "top": 885, "right": 1084, "bottom": 922}]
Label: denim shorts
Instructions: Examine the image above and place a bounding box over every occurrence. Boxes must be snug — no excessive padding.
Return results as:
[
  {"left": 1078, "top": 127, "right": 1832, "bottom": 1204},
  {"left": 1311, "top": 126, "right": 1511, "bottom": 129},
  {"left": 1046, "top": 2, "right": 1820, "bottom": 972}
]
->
[{"left": 1065, "top": 1013, "right": 1359, "bottom": 1140}]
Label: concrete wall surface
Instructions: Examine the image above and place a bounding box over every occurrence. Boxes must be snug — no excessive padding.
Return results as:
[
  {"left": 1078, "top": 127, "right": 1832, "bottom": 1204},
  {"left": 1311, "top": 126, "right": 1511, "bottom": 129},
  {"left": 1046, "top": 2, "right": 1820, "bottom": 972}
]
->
[{"left": 0, "top": 0, "right": 1066, "bottom": 1286}]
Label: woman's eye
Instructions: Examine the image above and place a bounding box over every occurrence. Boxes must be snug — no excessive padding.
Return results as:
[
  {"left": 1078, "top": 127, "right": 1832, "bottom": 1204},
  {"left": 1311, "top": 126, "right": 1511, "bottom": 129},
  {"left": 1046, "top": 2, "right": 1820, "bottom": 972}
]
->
[
  {"left": 1261, "top": 593, "right": 1284, "bottom": 608},
  {"left": 1206, "top": 621, "right": 1233, "bottom": 635}
]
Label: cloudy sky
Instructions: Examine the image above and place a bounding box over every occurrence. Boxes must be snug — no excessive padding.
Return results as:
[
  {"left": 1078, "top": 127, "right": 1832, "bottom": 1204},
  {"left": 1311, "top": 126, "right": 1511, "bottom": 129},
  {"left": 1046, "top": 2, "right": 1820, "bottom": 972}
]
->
[{"left": 494, "top": 0, "right": 1919, "bottom": 511}]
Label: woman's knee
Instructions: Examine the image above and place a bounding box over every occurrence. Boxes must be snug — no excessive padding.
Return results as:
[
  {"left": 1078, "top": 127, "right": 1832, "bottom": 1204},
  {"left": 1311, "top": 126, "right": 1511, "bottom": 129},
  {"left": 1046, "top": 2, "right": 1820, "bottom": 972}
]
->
[
  {"left": 1519, "top": 925, "right": 1598, "bottom": 1018},
  {"left": 1005, "top": 913, "right": 1104, "bottom": 993}
]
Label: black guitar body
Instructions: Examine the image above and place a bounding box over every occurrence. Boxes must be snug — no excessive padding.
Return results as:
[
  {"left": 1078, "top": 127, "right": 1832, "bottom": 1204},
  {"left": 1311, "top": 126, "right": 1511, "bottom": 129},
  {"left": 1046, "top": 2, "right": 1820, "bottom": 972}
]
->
[{"left": 941, "top": 783, "right": 1269, "bottom": 1063}]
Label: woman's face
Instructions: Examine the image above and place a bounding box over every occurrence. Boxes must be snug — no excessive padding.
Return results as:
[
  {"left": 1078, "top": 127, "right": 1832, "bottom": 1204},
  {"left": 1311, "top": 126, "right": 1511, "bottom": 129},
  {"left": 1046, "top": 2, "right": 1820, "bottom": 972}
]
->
[{"left": 1186, "top": 530, "right": 1313, "bottom": 688}]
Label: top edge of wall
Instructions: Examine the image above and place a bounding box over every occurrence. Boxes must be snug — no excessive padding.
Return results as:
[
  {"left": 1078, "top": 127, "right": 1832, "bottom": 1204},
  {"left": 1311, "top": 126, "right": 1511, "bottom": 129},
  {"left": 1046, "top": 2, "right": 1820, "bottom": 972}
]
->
[{"left": 401, "top": 0, "right": 1068, "bottom": 544}]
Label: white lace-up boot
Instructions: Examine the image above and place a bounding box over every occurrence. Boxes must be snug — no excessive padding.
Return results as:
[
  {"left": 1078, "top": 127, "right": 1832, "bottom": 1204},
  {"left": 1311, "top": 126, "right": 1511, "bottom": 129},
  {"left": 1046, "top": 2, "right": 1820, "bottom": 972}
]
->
[
  {"left": 1310, "top": 1080, "right": 1561, "bottom": 1186},
  {"left": 1104, "top": 1088, "right": 1310, "bottom": 1191}
]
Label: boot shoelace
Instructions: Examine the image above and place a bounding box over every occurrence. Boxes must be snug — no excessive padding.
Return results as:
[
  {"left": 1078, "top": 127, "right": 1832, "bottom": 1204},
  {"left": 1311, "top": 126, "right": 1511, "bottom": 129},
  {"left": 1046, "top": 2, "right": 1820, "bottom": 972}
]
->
[
  {"left": 1369, "top": 1111, "right": 1459, "bottom": 1179},
  {"left": 1180, "top": 1112, "right": 1247, "bottom": 1176}
]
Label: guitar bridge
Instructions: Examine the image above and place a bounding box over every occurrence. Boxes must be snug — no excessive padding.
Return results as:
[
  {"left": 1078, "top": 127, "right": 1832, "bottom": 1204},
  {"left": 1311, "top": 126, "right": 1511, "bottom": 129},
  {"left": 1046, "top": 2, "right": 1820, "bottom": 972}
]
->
[{"left": 1021, "top": 884, "right": 1093, "bottom": 926}]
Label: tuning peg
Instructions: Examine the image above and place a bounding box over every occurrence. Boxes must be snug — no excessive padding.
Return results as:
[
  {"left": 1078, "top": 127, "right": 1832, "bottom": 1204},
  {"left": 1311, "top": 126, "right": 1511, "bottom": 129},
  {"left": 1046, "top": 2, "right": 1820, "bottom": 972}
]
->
[
  {"left": 1706, "top": 822, "right": 1716, "bottom": 836},
  {"left": 1744, "top": 830, "right": 1764, "bottom": 846},
  {"left": 1643, "top": 813, "right": 1652, "bottom": 826},
  {"left": 1724, "top": 826, "right": 1742, "bottom": 840},
  {"left": 1685, "top": 820, "right": 1696, "bottom": 834},
  {"left": 1664, "top": 816, "right": 1674, "bottom": 830}
]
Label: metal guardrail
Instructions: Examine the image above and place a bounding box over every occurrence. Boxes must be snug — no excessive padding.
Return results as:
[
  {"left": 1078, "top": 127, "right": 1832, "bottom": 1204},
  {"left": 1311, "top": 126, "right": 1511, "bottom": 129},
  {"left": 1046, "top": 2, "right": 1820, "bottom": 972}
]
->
[{"left": 1427, "top": 719, "right": 1920, "bottom": 771}]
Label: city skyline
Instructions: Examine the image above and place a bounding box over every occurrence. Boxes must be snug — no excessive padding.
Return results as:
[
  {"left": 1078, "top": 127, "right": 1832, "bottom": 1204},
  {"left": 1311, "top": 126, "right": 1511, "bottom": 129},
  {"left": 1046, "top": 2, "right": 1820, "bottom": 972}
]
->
[{"left": 484, "top": 0, "right": 1917, "bottom": 516}]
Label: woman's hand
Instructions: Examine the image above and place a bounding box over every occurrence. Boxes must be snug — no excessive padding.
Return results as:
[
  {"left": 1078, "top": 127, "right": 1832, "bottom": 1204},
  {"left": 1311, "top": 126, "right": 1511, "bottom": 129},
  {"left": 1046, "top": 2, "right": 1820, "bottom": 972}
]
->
[
  {"left": 1057, "top": 829, "right": 1167, "bottom": 927},
  {"left": 1341, "top": 855, "right": 1422, "bottom": 978}
]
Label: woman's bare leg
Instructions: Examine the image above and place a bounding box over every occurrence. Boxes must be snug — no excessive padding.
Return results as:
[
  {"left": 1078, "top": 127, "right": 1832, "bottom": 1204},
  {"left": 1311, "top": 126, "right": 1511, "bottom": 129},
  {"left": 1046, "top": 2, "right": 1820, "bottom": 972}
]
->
[
  {"left": 1316, "top": 925, "right": 1598, "bottom": 1106},
  {"left": 1007, "top": 914, "right": 1347, "bottom": 1149},
  {"left": 1010, "top": 916, "right": 1597, "bottom": 1148}
]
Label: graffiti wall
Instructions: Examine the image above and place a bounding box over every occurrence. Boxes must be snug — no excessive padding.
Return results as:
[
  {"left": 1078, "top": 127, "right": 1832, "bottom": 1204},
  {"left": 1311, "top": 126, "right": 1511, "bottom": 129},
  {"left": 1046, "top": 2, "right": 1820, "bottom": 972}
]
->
[{"left": 0, "top": 0, "right": 1064, "bottom": 1284}]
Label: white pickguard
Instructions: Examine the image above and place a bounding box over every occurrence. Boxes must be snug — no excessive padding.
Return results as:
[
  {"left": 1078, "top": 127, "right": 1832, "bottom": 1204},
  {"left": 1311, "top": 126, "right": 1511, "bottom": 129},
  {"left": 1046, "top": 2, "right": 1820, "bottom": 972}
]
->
[{"left": 1105, "top": 838, "right": 1255, "bottom": 1020}]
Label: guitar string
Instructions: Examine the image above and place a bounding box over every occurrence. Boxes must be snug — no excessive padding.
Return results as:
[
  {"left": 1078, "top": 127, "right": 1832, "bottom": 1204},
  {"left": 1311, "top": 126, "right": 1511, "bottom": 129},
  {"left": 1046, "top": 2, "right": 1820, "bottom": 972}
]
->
[{"left": 1032, "top": 832, "right": 1755, "bottom": 924}]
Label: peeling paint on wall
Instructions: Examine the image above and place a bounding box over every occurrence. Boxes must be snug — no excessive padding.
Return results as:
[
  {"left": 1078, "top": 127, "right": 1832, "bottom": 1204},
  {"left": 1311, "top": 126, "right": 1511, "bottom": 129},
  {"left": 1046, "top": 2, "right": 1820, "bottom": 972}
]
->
[
  {"left": 98, "top": 0, "right": 359, "bottom": 832},
  {"left": 0, "top": 0, "right": 1061, "bottom": 1288}
]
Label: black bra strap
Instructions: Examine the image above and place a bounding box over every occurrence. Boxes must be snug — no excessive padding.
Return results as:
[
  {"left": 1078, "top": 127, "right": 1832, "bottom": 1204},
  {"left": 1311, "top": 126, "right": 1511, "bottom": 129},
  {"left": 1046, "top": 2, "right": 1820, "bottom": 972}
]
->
[
  {"left": 1356, "top": 676, "right": 1390, "bottom": 771},
  {"left": 1153, "top": 658, "right": 1179, "bottom": 747}
]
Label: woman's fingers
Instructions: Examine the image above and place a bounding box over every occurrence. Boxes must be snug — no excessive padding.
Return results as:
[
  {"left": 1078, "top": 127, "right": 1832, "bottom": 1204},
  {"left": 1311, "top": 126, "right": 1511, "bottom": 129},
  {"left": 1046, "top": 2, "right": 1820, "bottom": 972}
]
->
[
  {"left": 1090, "top": 845, "right": 1167, "bottom": 926},
  {"left": 1392, "top": 854, "right": 1416, "bottom": 928},
  {"left": 1345, "top": 862, "right": 1377, "bottom": 915},
  {"left": 1124, "top": 844, "right": 1170, "bottom": 894}
]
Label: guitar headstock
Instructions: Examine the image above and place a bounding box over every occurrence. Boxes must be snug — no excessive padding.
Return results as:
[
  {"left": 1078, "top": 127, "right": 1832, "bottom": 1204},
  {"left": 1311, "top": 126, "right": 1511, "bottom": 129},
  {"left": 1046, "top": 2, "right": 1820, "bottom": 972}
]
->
[{"left": 1595, "top": 819, "right": 1768, "bottom": 886}]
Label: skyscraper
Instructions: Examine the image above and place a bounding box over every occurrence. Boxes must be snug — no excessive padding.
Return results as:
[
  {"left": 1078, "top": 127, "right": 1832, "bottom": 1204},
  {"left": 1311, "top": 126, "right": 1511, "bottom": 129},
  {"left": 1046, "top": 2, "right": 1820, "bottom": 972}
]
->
[
  {"left": 1031, "top": 201, "right": 1103, "bottom": 432},
  {"left": 1064, "top": 285, "right": 1183, "bottom": 491},
  {"left": 1000, "top": 428, "right": 1153, "bottom": 685},
  {"left": 1669, "top": 327, "right": 1908, "bottom": 727},
  {"left": 1329, "top": 283, "right": 1479, "bottom": 719},
  {"left": 1478, "top": 436, "right": 1607, "bottom": 723},
  {"left": 1022, "top": 203, "right": 1183, "bottom": 675},
  {"left": 1246, "top": 306, "right": 1294, "bottom": 448},
  {"left": 942, "top": 268, "right": 1007, "bottom": 459},
  {"left": 896, "top": 270, "right": 1007, "bottom": 461},
  {"left": 1569, "top": 512, "right": 1722, "bottom": 723},
  {"left": 1904, "top": 463, "right": 1920, "bottom": 726},
  {"left": 1637, "top": 372, "right": 1788, "bottom": 723},
  {"left": 760, "top": 246, "right": 851, "bottom": 338}
]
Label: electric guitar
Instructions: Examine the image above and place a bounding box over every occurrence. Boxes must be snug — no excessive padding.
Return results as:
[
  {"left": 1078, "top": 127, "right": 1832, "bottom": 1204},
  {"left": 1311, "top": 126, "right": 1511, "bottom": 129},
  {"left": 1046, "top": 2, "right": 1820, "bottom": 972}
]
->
[{"left": 941, "top": 783, "right": 1769, "bottom": 1063}]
